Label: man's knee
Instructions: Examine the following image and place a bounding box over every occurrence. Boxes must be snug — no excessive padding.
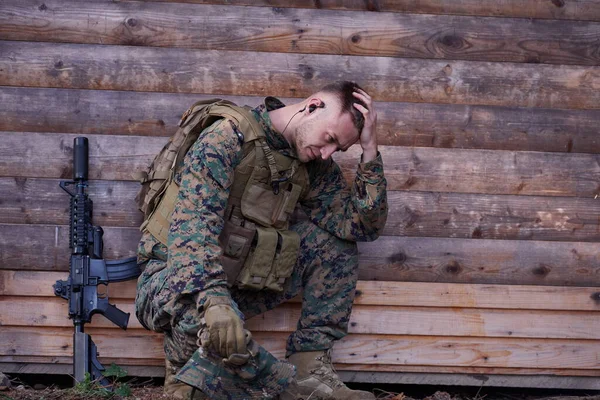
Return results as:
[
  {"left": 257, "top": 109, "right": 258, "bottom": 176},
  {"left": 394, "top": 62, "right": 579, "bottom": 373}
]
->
[
  {"left": 135, "top": 261, "right": 172, "bottom": 332},
  {"left": 163, "top": 299, "right": 202, "bottom": 366}
]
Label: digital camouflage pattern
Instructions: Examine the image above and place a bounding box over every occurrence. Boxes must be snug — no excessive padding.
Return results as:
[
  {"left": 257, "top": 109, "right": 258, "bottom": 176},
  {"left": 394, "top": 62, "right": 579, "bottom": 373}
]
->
[
  {"left": 177, "top": 331, "right": 296, "bottom": 399},
  {"left": 135, "top": 97, "right": 387, "bottom": 398}
]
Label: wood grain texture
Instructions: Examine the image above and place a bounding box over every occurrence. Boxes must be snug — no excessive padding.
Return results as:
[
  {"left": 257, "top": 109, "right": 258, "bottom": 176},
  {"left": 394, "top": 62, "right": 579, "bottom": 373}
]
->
[
  {"left": 0, "top": 224, "right": 137, "bottom": 271},
  {"left": 3, "top": 177, "right": 600, "bottom": 242},
  {"left": 358, "top": 236, "right": 600, "bottom": 286},
  {"left": 2, "top": 296, "right": 599, "bottom": 339},
  {"left": 2, "top": 0, "right": 600, "bottom": 385},
  {"left": 2, "top": 224, "right": 599, "bottom": 287},
  {"left": 2, "top": 132, "right": 599, "bottom": 198},
  {"left": 332, "top": 335, "right": 600, "bottom": 369},
  {"left": 0, "top": 178, "right": 144, "bottom": 227},
  {"left": 3, "top": 1, "right": 600, "bottom": 65},
  {"left": 1, "top": 327, "right": 598, "bottom": 369},
  {"left": 339, "top": 146, "right": 600, "bottom": 198},
  {"left": 384, "top": 191, "right": 600, "bottom": 241},
  {"left": 3, "top": 87, "right": 600, "bottom": 153},
  {"left": 0, "top": 362, "right": 164, "bottom": 378},
  {"left": 4, "top": 270, "right": 600, "bottom": 311},
  {"left": 0, "top": 132, "right": 163, "bottom": 181},
  {"left": 3, "top": 355, "right": 599, "bottom": 377},
  {"left": 123, "top": 0, "right": 600, "bottom": 22},
  {"left": 2, "top": 41, "right": 599, "bottom": 109}
]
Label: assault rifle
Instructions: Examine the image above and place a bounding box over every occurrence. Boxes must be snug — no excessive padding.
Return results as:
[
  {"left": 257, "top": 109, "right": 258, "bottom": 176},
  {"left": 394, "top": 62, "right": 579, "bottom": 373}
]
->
[{"left": 53, "top": 137, "right": 141, "bottom": 386}]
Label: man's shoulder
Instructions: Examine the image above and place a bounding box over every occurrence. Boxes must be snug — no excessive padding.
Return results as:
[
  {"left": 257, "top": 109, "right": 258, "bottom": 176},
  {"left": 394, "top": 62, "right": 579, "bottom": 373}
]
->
[
  {"left": 184, "top": 118, "right": 242, "bottom": 161},
  {"left": 197, "top": 118, "right": 238, "bottom": 147}
]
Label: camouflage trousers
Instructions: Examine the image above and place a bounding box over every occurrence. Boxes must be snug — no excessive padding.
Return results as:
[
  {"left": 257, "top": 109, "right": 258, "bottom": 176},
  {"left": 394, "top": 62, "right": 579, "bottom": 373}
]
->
[{"left": 135, "top": 220, "right": 359, "bottom": 398}]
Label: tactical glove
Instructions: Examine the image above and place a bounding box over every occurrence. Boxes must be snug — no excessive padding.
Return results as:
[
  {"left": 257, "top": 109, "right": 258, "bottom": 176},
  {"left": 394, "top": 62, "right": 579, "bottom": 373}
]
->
[{"left": 203, "top": 303, "right": 247, "bottom": 359}]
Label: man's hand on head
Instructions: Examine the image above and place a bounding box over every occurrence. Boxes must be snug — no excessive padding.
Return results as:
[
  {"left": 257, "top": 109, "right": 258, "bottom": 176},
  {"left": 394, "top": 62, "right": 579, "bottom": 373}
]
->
[{"left": 352, "top": 89, "right": 378, "bottom": 163}]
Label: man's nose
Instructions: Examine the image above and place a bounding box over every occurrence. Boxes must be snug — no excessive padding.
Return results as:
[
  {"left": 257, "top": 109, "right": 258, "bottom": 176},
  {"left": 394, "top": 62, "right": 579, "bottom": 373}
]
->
[{"left": 320, "top": 145, "right": 336, "bottom": 160}]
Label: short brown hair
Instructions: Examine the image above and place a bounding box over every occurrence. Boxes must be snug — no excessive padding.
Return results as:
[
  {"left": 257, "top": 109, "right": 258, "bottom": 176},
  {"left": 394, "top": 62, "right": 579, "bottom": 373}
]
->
[{"left": 318, "top": 81, "right": 366, "bottom": 134}]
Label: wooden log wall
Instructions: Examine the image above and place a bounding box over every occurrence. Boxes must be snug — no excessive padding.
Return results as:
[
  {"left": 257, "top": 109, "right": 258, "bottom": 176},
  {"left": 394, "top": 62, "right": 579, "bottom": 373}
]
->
[{"left": 1, "top": 0, "right": 599, "bottom": 389}]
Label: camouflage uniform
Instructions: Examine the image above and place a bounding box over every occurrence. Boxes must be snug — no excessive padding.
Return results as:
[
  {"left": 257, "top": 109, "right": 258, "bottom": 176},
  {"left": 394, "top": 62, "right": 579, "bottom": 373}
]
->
[{"left": 135, "top": 97, "right": 387, "bottom": 399}]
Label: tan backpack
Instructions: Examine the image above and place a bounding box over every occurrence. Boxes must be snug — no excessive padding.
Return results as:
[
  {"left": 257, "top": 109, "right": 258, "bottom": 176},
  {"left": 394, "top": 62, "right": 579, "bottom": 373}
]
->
[{"left": 135, "top": 99, "right": 265, "bottom": 226}]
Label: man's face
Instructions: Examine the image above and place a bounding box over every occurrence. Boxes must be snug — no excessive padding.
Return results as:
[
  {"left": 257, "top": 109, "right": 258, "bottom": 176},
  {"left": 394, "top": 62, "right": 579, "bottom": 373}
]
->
[{"left": 293, "top": 108, "right": 360, "bottom": 163}]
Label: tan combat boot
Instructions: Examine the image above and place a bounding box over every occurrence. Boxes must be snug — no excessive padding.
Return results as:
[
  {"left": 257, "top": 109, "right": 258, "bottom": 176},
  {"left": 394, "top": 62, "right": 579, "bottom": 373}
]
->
[
  {"left": 287, "top": 350, "right": 375, "bottom": 400},
  {"left": 164, "top": 359, "right": 207, "bottom": 400}
]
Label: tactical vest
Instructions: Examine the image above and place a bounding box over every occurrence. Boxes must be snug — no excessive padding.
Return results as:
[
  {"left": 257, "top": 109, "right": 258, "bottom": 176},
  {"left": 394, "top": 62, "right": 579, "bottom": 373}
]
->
[{"left": 136, "top": 100, "right": 308, "bottom": 292}]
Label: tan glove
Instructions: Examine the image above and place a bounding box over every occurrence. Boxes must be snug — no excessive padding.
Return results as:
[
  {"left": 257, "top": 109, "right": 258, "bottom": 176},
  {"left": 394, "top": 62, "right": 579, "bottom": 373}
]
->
[{"left": 203, "top": 303, "right": 247, "bottom": 359}]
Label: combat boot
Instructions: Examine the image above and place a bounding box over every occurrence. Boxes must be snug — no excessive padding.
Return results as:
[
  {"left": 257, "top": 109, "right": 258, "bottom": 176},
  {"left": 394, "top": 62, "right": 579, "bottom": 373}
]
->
[
  {"left": 287, "top": 350, "right": 375, "bottom": 400},
  {"left": 164, "top": 359, "right": 207, "bottom": 399}
]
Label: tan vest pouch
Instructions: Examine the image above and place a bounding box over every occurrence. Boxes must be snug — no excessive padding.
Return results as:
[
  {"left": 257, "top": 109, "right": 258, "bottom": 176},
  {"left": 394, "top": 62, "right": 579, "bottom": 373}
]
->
[
  {"left": 265, "top": 230, "right": 300, "bottom": 292},
  {"left": 218, "top": 218, "right": 256, "bottom": 286},
  {"left": 242, "top": 181, "right": 302, "bottom": 230},
  {"left": 236, "top": 226, "right": 278, "bottom": 290}
]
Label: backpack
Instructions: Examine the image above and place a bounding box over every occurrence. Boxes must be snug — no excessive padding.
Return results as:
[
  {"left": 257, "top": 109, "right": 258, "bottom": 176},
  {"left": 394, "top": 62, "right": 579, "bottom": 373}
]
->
[{"left": 135, "top": 99, "right": 265, "bottom": 225}]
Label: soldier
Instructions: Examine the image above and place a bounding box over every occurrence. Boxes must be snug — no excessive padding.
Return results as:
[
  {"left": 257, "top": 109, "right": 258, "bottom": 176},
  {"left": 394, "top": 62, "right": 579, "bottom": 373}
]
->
[{"left": 135, "top": 81, "right": 388, "bottom": 399}]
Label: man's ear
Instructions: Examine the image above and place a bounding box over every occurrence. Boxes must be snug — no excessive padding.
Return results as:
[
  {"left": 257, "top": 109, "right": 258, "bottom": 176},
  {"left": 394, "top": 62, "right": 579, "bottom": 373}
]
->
[{"left": 308, "top": 102, "right": 325, "bottom": 113}]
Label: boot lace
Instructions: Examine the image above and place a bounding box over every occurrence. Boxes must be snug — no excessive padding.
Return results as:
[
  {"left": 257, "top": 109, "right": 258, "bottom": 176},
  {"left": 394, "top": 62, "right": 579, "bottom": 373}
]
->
[{"left": 309, "top": 349, "right": 344, "bottom": 390}]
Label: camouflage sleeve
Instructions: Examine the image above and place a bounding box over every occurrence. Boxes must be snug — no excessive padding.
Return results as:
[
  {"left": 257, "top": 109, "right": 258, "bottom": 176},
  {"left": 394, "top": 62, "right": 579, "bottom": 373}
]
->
[
  {"left": 300, "top": 152, "right": 388, "bottom": 242},
  {"left": 166, "top": 119, "right": 242, "bottom": 309}
]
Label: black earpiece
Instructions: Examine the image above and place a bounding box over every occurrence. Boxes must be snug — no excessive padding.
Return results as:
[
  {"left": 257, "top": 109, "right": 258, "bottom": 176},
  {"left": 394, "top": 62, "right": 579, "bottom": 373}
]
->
[
  {"left": 282, "top": 102, "right": 326, "bottom": 135},
  {"left": 308, "top": 102, "right": 325, "bottom": 113}
]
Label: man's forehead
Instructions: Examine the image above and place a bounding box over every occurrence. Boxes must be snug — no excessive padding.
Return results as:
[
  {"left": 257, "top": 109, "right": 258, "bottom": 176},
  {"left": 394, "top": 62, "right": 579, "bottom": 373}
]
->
[{"left": 329, "top": 111, "right": 359, "bottom": 147}]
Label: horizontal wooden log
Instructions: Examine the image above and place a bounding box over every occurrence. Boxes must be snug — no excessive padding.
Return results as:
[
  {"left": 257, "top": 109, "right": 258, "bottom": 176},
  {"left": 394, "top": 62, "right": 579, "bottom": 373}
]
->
[
  {"left": 333, "top": 335, "right": 600, "bottom": 369},
  {"left": 0, "top": 224, "right": 137, "bottom": 271},
  {"left": 0, "top": 355, "right": 163, "bottom": 368},
  {"left": 339, "top": 146, "right": 600, "bottom": 198},
  {"left": 1, "top": 327, "right": 598, "bottom": 369},
  {"left": 2, "top": 132, "right": 599, "bottom": 198},
  {"left": 0, "top": 87, "right": 255, "bottom": 138},
  {"left": 2, "top": 225, "right": 599, "bottom": 287},
  {"left": 358, "top": 236, "right": 600, "bottom": 286},
  {"left": 0, "top": 132, "right": 162, "bottom": 182},
  {"left": 0, "top": 362, "right": 164, "bottom": 378},
  {"left": 384, "top": 191, "right": 600, "bottom": 241},
  {"left": 3, "top": 355, "right": 600, "bottom": 378},
  {"left": 3, "top": 270, "right": 600, "bottom": 311},
  {"left": 124, "top": 0, "right": 600, "bottom": 22},
  {"left": 3, "top": 87, "right": 600, "bottom": 153},
  {"left": 335, "top": 371, "right": 600, "bottom": 390},
  {"left": 2, "top": 296, "right": 599, "bottom": 339},
  {"left": 3, "top": 363, "right": 599, "bottom": 389},
  {"left": 0, "top": 178, "right": 144, "bottom": 227},
  {"left": 4, "top": 177, "right": 600, "bottom": 242},
  {"left": 3, "top": 1, "right": 600, "bottom": 65},
  {"left": 2, "top": 41, "right": 599, "bottom": 109}
]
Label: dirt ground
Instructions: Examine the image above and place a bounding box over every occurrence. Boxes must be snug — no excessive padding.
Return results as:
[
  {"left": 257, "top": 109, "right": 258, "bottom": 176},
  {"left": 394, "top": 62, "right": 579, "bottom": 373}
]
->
[
  {"left": 1, "top": 375, "right": 600, "bottom": 400},
  {"left": 4, "top": 387, "right": 599, "bottom": 400}
]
